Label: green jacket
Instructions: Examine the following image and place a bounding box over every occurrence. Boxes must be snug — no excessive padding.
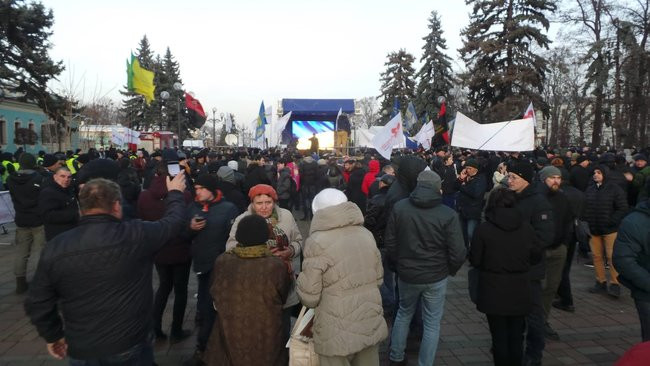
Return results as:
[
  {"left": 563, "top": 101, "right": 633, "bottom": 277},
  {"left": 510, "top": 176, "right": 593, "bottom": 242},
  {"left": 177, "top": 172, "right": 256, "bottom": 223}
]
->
[{"left": 633, "top": 166, "right": 650, "bottom": 201}]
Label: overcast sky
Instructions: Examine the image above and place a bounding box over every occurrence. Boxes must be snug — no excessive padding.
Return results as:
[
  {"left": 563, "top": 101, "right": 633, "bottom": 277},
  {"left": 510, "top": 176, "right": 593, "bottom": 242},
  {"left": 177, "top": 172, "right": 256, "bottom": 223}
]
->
[{"left": 45, "top": 0, "right": 476, "bottom": 127}]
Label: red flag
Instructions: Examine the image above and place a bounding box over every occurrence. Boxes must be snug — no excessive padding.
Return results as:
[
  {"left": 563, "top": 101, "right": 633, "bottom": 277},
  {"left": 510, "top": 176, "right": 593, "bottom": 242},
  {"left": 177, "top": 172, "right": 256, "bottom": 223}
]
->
[
  {"left": 432, "top": 101, "right": 449, "bottom": 147},
  {"left": 185, "top": 93, "right": 207, "bottom": 129}
]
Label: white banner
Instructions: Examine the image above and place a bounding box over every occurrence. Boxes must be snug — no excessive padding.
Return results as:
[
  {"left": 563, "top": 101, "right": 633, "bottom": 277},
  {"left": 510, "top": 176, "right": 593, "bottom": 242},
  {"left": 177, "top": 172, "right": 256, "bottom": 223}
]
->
[
  {"left": 371, "top": 114, "right": 403, "bottom": 160},
  {"left": 111, "top": 127, "right": 125, "bottom": 146},
  {"left": 451, "top": 112, "right": 535, "bottom": 152}
]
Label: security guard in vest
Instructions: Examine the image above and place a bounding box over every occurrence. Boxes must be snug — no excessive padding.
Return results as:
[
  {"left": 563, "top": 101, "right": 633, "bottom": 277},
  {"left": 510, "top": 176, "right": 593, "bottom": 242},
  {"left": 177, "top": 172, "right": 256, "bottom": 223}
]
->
[{"left": 1, "top": 152, "right": 17, "bottom": 188}]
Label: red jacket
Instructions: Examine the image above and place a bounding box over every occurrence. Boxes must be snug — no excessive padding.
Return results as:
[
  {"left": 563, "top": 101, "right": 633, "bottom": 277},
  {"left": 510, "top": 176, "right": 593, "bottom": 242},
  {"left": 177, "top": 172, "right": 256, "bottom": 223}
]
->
[{"left": 361, "top": 160, "right": 380, "bottom": 196}]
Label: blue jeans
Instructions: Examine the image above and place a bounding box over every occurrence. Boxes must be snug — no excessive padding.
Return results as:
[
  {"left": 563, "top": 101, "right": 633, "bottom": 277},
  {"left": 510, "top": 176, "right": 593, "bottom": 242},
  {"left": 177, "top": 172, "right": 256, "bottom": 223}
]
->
[
  {"left": 68, "top": 337, "right": 153, "bottom": 365},
  {"left": 379, "top": 249, "right": 396, "bottom": 317},
  {"left": 460, "top": 217, "right": 478, "bottom": 249},
  {"left": 389, "top": 277, "right": 448, "bottom": 366}
]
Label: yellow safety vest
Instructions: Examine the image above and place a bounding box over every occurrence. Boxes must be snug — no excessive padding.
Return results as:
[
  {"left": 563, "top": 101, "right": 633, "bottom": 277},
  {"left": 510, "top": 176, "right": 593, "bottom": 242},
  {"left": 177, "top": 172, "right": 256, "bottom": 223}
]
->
[
  {"left": 1, "top": 161, "right": 11, "bottom": 184},
  {"left": 12, "top": 162, "right": 20, "bottom": 172},
  {"left": 66, "top": 158, "right": 77, "bottom": 175},
  {"left": 37, "top": 157, "right": 44, "bottom": 166}
]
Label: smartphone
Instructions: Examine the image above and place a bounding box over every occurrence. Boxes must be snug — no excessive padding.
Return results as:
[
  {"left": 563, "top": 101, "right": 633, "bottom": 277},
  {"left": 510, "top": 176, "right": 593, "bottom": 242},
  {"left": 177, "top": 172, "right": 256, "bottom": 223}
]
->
[
  {"left": 194, "top": 214, "right": 206, "bottom": 223},
  {"left": 167, "top": 161, "right": 180, "bottom": 177}
]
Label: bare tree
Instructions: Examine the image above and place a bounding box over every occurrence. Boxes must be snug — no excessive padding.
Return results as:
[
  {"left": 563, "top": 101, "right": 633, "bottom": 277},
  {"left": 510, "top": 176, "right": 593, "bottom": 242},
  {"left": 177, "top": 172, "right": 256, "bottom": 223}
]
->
[
  {"left": 562, "top": 0, "right": 614, "bottom": 147},
  {"left": 355, "top": 97, "right": 380, "bottom": 128}
]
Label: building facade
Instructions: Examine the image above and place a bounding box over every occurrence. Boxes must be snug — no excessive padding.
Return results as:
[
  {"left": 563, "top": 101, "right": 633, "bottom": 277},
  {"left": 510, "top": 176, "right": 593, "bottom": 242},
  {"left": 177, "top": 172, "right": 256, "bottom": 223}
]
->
[{"left": 0, "top": 98, "right": 79, "bottom": 154}]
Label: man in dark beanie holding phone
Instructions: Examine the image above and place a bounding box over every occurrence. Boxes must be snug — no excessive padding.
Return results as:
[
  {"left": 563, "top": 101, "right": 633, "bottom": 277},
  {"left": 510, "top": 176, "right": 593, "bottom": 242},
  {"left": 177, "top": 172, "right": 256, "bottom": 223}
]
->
[
  {"left": 507, "top": 160, "right": 554, "bottom": 366},
  {"left": 185, "top": 174, "right": 239, "bottom": 366}
]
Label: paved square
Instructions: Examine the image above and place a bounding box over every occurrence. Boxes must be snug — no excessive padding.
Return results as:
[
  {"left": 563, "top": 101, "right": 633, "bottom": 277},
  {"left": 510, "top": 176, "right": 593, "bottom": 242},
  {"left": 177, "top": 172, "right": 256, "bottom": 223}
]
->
[{"left": 0, "top": 219, "right": 642, "bottom": 365}]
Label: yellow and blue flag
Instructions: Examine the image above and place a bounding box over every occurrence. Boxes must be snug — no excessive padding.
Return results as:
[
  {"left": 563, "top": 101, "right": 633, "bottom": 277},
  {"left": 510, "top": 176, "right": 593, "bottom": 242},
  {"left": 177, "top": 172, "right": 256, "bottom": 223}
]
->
[{"left": 255, "top": 101, "right": 267, "bottom": 140}]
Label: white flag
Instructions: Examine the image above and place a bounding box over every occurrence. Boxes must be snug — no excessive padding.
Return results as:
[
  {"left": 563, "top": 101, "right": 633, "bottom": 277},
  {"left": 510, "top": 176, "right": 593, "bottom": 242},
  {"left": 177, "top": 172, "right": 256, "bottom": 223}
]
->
[
  {"left": 371, "top": 114, "right": 403, "bottom": 160},
  {"left": 523, "top": 102, "right": 537, "bottom": 127},
  {"left": 335, "top": 107, "right": 342, "bottom": 131},
  {"left": 225, "top": 114, "right": 232, "bottom": 133},
  {"left": 274, "top": 111, "right": 292, "bottom": 146},
  {"left": 414, "top": 121, "right": 435, "bottom": 150}
]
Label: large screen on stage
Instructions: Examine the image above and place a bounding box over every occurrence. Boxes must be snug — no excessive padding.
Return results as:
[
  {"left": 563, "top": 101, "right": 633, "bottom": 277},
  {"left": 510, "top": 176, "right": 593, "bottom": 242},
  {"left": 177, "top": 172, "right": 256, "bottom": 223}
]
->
[
  {"left": 291, "top": 121, "right": 334, "bottom": 138},
  {"left": 292, "top": 121, "right": 334, "bottom": 149}
]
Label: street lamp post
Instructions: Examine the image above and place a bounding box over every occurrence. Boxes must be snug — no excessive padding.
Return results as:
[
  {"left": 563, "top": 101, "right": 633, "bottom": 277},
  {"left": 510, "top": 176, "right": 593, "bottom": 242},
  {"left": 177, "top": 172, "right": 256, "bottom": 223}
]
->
[
  {"left": 160, "top": 91, "right": 170, "bottom": 131},
  {"left": 173, "top": 82, "right": 183, "bottom": 148},
  {"left": 212, "top": 107, "right": 217, "bottom": 147}
]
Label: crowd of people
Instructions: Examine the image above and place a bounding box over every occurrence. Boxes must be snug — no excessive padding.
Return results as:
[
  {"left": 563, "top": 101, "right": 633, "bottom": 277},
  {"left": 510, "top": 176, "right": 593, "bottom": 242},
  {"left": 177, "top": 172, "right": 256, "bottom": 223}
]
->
[{"left": 2, "top": 143, "right": 648, "bottom": 366}]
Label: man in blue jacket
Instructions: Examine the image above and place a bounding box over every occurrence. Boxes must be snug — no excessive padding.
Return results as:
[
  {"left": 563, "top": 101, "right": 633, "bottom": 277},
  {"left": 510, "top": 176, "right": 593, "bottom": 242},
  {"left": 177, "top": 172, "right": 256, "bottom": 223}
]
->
[
  {"left": 25, "top": 173, "right": 187, "bottom": 364},
  {"left": 613, "top": 179, "right": 650, "bottom": 342}
]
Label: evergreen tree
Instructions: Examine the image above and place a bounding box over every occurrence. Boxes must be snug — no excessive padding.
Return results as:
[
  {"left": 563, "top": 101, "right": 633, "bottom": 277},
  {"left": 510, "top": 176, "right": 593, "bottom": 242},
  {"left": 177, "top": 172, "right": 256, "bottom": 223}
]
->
[
  {"left": 158, "top": 47, "right": 184, "bottom": 132},
  {"left": 120, "top": 35, "right": 157, "bottom": 130},
  {"left": 459, "top": 0, "right": 556, "bottom": 122},
  {"left": 0, "top": 0, "right": 66, "bottom": 125},
  {"left": 415, "top": 11, "right": 455, "bottom": 120},
  {"left": 378, "top": 49, "right": 416, "bottom": 124}
]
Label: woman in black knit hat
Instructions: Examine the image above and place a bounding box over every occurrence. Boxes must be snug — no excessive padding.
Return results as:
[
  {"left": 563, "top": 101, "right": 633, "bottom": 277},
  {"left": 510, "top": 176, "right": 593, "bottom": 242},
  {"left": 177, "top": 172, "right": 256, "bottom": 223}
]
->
[{"left": 204, "top": 214, "right": 291, "bottom": 365}]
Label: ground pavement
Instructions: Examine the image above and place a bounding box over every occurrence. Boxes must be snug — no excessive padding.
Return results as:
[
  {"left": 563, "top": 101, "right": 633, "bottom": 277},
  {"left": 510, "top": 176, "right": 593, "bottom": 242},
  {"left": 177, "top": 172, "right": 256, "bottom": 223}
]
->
[{"left": 0, "top": 216, "right": 643, "bottom": 366}]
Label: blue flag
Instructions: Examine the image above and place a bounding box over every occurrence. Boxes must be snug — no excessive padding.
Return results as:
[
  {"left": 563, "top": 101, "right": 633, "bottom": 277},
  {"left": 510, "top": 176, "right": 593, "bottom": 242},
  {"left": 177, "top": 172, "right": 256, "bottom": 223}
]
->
[
  {"left": 391, "top": 97, "right": 400, "bottom": 118},
  {"left": 255, "top": 101, "right": 267, "bottom": 140},
  {"left": 405, "top": 101, "right": 418, "bottom": 130}
]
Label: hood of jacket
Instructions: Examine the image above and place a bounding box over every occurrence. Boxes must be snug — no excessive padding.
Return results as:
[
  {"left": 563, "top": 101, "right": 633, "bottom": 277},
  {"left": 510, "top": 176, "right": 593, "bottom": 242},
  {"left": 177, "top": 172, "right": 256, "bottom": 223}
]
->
[
  {"left": 409, "top": 181, "right": 442, "bottom": 208},
  {"left": 309, "top": 201, "right": 363, "bottom": 235},
  {"left": 367, "top": 160, "right": 380, "bottom": 175},
  {"left": 10, "top": 170, "right": 39, "bottom": 185},
  {"left": 303, "top": 156, "right": 314, "bottom": 164},
  {"left": 485, "top": 207, "right": 524, "bottom": 231},
  {"left": 396, "top": 156, "right": 427, "bottom": 193},
  {"left": 594, "top": 164, "right": 610, "bottom": 183}
]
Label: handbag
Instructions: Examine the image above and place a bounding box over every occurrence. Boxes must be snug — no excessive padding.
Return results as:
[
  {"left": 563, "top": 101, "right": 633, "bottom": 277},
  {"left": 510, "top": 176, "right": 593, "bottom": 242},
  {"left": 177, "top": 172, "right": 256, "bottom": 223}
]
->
[
  {"left": 288, "top": 306, "right": 319, "bottom": 366},
  {"left": 468, "top": 266, "right": 479, "bottom": 305}
]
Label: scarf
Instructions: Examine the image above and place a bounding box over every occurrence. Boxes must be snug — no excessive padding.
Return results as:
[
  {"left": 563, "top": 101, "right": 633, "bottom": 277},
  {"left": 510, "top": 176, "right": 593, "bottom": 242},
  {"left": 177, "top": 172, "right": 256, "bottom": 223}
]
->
[
  {"left": 231, "top": 245, "right": 272, "bottom": 258},
  {"left": 195, "top": 190, "right": 223, "bottom": 212}
]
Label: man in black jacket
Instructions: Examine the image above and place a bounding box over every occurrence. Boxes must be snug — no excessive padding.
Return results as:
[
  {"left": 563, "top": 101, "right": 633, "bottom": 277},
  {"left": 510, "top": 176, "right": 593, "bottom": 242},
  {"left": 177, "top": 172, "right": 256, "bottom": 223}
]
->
[
  {"left": 39, "top": 167, "right": 79, "bottom": 241},
  {"left": 570, "top": 155, "right": 592, "bottom": 192},
  {"left": 508, "top": 161, "right": 554, "bottom": 366},
  {"left": 186, "top": 174, "right": 239, "bottom": 365},
  {"left": 537, "top": 166, "right": 573, "bottom": 341},
  {"left": 299, "top": 155, "right": 319, "bottom": 220},
  {"left": 8, "top": 153, "right": 45, "bottom": 294},
  {"left": 25, "top": 174, "right": 187, "bottom": 363},
  {"left": 385, "top": 170, "right": 466, "bottom": 365},
  {"left": 553, "top": 169, "right": 586, "bottom": 313}
]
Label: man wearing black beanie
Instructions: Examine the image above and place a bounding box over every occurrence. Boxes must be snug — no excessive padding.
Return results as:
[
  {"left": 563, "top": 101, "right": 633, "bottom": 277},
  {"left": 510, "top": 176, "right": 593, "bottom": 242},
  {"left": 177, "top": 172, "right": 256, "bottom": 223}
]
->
[{"left": 508, "top": 160, "right": 554, "bottom": 366}]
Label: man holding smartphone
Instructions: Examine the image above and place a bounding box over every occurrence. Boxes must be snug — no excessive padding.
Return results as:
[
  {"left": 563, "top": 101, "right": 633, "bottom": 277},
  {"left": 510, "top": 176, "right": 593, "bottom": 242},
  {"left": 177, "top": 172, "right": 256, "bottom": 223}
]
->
[
  {"left": 185, "top": 174, "right": 240, "bottom": 366},
  {"left": 25, "top": 173, "right": 187, "bottom": 364}
]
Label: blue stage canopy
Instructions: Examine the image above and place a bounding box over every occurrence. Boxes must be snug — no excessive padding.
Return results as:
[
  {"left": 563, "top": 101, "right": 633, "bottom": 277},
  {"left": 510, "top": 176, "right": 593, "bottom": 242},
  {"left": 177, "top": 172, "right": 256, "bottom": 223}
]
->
[{"left": 281, "top": 99, "right": 355, "bottom": 115}]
